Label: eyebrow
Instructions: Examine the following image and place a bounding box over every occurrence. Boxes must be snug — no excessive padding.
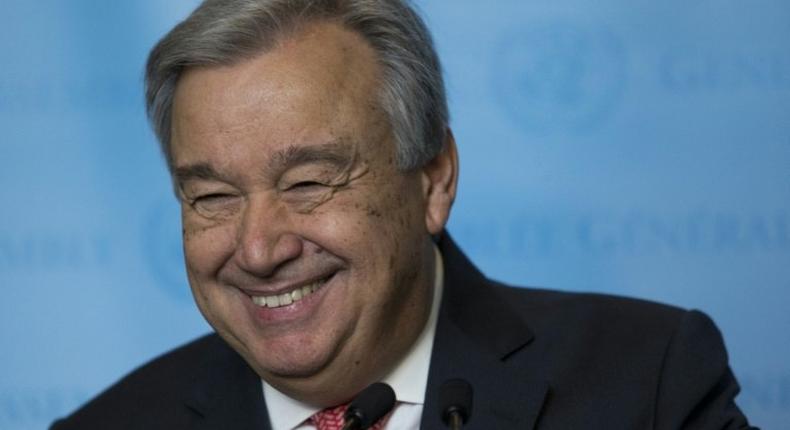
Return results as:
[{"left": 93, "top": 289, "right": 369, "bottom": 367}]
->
[
  {"left": 173, "top": 141, "right": 356, "bottom": 184},
  {"left": 268, "top": 141, "right": 355, "bottom": 173},
  {"left": 174, "top": 163, "right": 223, "bottom": 183}
]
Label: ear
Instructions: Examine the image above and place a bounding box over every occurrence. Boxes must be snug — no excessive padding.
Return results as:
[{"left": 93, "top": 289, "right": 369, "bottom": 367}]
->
[{"left": 422, "top": 128, "right": 459, "bottom": 235}]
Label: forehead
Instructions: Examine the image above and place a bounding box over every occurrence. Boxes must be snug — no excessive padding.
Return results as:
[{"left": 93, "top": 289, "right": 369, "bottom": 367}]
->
[{"left": 170, "top": 21, "right": 387, "bottom": 167}]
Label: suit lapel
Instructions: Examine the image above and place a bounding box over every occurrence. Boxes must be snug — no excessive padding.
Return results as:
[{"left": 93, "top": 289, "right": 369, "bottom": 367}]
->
[
  {"left": 421, "top": 235, "right": 548, "bottom": 430},
  {"left": 184, "top": 336, "right": 272, "bottom": 430}
]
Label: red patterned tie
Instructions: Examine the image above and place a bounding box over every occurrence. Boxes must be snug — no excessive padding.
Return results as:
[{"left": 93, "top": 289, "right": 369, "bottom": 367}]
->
[{"left": 310, "top": 402, "right": 391, "bottom": 430}]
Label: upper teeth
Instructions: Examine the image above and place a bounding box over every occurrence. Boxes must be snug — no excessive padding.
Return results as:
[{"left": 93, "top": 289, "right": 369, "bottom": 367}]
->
[{"left": 251, "top": 280, "right": 325, "bottom": 308}]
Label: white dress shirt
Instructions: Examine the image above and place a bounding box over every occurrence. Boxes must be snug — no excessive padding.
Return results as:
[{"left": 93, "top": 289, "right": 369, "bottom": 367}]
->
[{"left": 262, "top": 245, "right": 445, "bottom": 430}]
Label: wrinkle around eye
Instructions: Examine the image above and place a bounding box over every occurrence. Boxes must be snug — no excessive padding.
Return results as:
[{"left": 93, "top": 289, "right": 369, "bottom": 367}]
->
[
  {"left": 282, "top": 185, "right": 336, "bottom": 210},
  {"left": 190, "top": 193, "right": 242, "bottom": 218},
  {"left": 279, "top": 159, "right": 371, "bottom": 214}
]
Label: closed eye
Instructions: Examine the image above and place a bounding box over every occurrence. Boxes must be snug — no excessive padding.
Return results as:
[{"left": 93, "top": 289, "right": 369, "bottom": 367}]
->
[
  {"left": 288, "top": 181, "right": 328, "bottom": 190},
  {"left": 192, "top": 193, "right": 234, "bottom": 204},
  {"left": 189, "top": 193, "right": 241, "bottom": 217}
]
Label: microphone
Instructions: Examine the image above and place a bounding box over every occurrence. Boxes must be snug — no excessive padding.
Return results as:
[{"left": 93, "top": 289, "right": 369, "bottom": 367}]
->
[
  {"left": 342, "top": 382, "right": 396, "bottom": 430},
  {"left": 439, "top": 379, "right": 473, "bottom": 430}
]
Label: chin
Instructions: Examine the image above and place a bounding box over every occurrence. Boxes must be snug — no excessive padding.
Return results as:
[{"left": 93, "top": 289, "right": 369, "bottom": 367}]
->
[{"left": 239, "top": 333, "right": 343, "bottom": 381}]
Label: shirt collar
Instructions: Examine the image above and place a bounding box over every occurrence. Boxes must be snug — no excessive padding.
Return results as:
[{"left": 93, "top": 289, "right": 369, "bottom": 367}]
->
[{"left": 262, "top": 244, "right": 445, "bottom": 430}]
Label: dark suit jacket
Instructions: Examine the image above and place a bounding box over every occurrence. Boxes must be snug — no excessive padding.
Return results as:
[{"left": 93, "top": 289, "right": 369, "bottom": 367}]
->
[{"left": 51, "top": 235, "right": 755, "bottom": 429}]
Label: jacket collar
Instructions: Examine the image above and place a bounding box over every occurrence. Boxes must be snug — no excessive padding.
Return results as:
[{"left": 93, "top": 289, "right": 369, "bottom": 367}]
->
[
  {"left": 420, "top": 234, "right": 548, "bottom": 430},
  {"left": 185, "top": 336, "right": 271, "bottom": 430}
]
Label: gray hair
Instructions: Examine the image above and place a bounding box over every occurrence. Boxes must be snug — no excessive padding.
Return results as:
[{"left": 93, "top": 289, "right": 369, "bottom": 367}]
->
[{"left": 145, "top": 0, "right": 448, "bottom": 171}]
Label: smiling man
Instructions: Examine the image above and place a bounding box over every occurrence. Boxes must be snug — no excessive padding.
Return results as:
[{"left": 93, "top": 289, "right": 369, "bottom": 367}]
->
[
  {"left": 52, "top": 1, "right": 754, "bottom": 429},
  {"left": 170, "top": 19, "right": 449, "bottom": 408}
]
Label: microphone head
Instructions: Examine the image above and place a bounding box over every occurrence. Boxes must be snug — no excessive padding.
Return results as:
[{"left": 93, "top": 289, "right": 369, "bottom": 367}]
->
[
  {"left": 439, "top": 378, "right": 473, "bottom": 425},
  {"left": 345, "top": 382, "right": 396, "bottom": 429}
]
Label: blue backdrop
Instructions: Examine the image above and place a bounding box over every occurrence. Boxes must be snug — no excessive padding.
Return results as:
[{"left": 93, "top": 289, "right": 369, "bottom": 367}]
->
[{"left": 2, "top": 1, "right": 788, "bottom": 428}]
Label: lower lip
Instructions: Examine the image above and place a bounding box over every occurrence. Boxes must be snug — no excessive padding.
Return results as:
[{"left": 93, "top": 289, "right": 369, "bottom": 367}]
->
[{"left": 244, "top": 276, "right": 334, "bottom": 324}]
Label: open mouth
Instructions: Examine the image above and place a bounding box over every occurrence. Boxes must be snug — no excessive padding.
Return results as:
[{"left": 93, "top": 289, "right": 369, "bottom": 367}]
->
[{"left": 249, "top": 276, "right": 331, "bottom": 309}]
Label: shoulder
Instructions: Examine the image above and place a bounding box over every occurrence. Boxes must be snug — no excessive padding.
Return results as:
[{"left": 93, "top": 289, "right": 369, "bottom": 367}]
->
[
  {"left": 493, "top": 282, "right": 691, "bottom": 335},
  {"left": 91, "top": 333, "right": 228, "bottom": 399},
  {"left": 487, "top": 284, "right": 753, "bottom": 428},
  {"left": 487, "top": 282, "right": 724, "bottom": 366},
  {"left": 50, "top": 333, "right": 230, "bottom": 429},
  {"left": 440, "top": 234, "right": 695, "bottom": 345}
]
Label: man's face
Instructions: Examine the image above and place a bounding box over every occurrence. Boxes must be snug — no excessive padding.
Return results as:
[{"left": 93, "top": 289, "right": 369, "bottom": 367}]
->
[{"left": 170, "top": 22, "right": 452, "bottom": 404}]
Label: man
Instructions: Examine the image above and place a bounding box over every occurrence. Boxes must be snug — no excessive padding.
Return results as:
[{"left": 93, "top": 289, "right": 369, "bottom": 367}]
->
[{"left": 52, "top": 0, "right": 755, "bottom": 429}]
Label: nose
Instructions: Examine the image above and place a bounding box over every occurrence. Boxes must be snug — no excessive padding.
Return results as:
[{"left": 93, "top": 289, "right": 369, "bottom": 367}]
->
[{"left": 233, "top": 196, "right": 303, "bottom": 277}]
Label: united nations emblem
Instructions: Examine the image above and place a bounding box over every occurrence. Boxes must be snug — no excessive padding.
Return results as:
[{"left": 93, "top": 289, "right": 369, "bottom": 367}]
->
[{"left": 494, "top": 21, "right": 626, "bottom": 133}]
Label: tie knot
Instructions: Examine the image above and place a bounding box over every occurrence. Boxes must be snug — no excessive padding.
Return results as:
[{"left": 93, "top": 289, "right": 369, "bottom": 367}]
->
[
  {"left": 310, "top": 402, "right": 392, "bottom": 430},
  {"left": 310, "top": 403, "right": 349, "bottom": 430}
]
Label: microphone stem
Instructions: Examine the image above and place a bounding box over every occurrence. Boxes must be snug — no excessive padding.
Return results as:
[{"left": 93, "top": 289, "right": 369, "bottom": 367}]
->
[
  {"left": 341, "top": 417, "right": 360, "bottom": 430},
  {"left": 449, "top": 412, "right": 463, "bottom": 430}
]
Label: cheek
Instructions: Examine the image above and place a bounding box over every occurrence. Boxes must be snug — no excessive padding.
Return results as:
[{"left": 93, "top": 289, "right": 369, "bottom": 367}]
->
[
  {"left": 373, "top": 179, "right": 426, "bottom": 239},
  {"left": 182, "top": 220, "right": 240, "bottom": 325},
  {"left": 310, "top": 180, "right": 424, "bottom": 265},
  {"left": 181, "top": 215, "right": 237, "bottom": 276}
]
